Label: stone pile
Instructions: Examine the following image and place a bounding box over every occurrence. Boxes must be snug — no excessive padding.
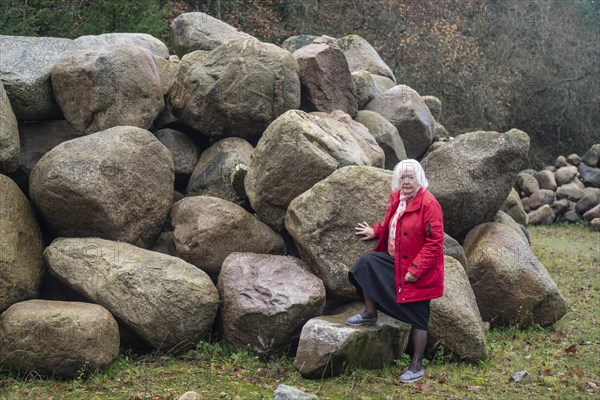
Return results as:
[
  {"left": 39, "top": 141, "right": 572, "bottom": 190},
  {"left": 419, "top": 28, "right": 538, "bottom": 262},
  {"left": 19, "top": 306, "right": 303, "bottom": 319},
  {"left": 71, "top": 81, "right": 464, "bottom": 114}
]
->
[
  {"left": 0, "top": 12, "right": 572, "bottom": 379},
  {"left": 515, "top": 144, "right": 600, "bottom": 230}
]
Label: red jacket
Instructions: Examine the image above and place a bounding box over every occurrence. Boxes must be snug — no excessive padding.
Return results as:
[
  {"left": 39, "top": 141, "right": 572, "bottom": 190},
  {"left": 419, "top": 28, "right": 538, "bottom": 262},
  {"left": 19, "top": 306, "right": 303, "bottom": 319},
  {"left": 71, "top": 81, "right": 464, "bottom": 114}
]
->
[{"left": 373, "top": 188, "right": 444, "bottom": 303}]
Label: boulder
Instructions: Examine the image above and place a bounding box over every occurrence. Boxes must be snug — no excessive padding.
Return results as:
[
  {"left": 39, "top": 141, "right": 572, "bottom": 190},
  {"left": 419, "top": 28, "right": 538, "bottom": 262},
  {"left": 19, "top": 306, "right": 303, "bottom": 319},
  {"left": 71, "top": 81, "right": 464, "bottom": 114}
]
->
[
  {"left": 30, "top": 126, "right": 174, "bottom": 248},
  {"left": 566, "top": 153, "right": 581, "bottom": 166},
  {"left": 245, "top": 110, "right": 384, "bottom": 231},
  {"left": 575, "top": 190, "right": 600, "bottom": 215},
  {"left": 281, "top": 35, "right": 318, "bottom": 53},
  {"left": 422, "top": 96, "right": 442, "bottom": 121},
  {"left": 534, "top": 169, "right": 557, "bottom": 191},
  {"left": 554, "top": 165, "right": 578, "bottom": 186},
  {"left": 153, "top": 128, "right": 200, "bottom": 186},
  {"left": 351, "top": 70, "right": 395, "bottom": 110},
  {"left": 0, "top": 175, "right": 44, "bottom": 313},
  {"left": 0, "top": 300, "right": 119, "bottom": 378},
  {"left": 294, "top": 302, "right": 411, "bottom": 378},
  {"left": 444, "top": 234, "right": 468, "bottom": 272},
  {"left": 169, "top": 38, "right": 300, "bottom": 139},
  {"left": 493, "top": 210, "right": 529, "bottom": 244},
  {"left": 10, "top": 120, "right": 82, "bottom": 194},
  {"left": 149, "top": 231, "right": 179, "bottom": 258},
  {"left": 218, "top": 252, "right": 326, "bottom": 356},
  {"left": 583, "top": 204, "right": 600, "bottom": 222},
  {"left": 51, "top": 45, "right": 164, "bottom": 134},
  {"left": 354, "top": 110, "right": 406, "bottom": 170},
  {"left": 186, "top": 138, "right": 253, "bottom": 206},
  {"left": 336, "top": 35, "right": 396, "bottom": 82},
  {"left": 421, "top": 129, "right": 530, "bottom": 241},
  {"left": 154, "top": 56, "right": 180, "bottom": 96},
  {"left": 556, "top": 183, "right": 585, "bottom": 202},
  {"left": 433, "top": 121, "right": 449, "bottom": 139},
  {"left": 554, "top": 155, "right": 568, "bottom": 168},
  {"left": 501, "top": 188, "right": 528, "bottom": 226},
  {"left": 517, "top": 171, "right": 540, "bottom": 196},
  {"left": 293, "top": 42, "right": 358, "bottom": 116},
  {"left": 172, "top": 196, "right": 285, "bottom": 274},
  {"left": 582, "top": 147, "right": 598, "bottom": 167},
  {"left": 528, "top": 189, "right": 555, "bottom": 210},
  {"left": 590, "top": 218, "right": 600, "bottom": 231},
  {"left": 286, "top": 166, "right": 391, "bottom": 300},
  {"left": 44, "top": 237, "right": 219, "bottom": 352},
  {"left": 0, "top": 80, "right": 19, "bottom": 174},
  {"left": 74, "top": 33, "right": 169, "bottom": 58},
  {"left": 365, "top": 85, "right": 435, "bottom": 159},
  {"left": 527, "top": 205, "right": 555, "bottom": 225},
  {"left": 429, "top": 257, "right": 487, "bottom": 361},
  {"left": 170, "top": 12, "right": 254, "bottom": 57},
  {"left": 578, "top": 163, "right": 600, "bottom": 188},
  {"left": 0, "top": 36, "right": 76, "bottom": 120},
  {"left": 463, "top": 223, "right": 567, "bottom": 327},
  {"left": 551, "top": 198, "right": 571, "bottom": 219}
]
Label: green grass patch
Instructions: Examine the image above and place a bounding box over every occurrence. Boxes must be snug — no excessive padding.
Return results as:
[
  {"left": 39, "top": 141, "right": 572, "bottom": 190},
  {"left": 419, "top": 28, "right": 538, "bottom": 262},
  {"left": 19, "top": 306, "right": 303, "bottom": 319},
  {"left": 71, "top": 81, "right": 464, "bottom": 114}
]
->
[{"left": 1, "top": 224, "right": 598, "bottom": 399}]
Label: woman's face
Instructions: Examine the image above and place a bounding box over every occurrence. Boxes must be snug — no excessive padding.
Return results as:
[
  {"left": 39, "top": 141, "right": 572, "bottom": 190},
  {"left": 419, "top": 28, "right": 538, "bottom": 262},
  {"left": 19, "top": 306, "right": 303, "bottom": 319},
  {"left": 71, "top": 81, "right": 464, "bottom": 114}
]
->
[{"left": 399, "top": 172, "right": 419, "bottom": 195}]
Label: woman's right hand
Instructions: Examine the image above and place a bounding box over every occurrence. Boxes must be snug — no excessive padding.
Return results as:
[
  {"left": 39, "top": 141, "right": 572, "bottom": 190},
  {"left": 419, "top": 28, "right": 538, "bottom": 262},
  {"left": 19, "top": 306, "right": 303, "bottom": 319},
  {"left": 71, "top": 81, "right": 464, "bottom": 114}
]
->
[{"left": 355, "top": 221, "right": 375, "bottom": 240}]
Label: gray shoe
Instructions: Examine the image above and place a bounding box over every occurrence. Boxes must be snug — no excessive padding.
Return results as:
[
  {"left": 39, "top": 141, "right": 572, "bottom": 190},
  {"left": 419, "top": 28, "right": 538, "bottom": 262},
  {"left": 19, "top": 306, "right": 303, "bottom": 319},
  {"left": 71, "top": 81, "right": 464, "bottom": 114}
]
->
[
  {"left": 345, "top": 313, "right": 378, "bottom": 326},
  {"left": 399, "top": 369, "right": 425, "bottom": 383}
]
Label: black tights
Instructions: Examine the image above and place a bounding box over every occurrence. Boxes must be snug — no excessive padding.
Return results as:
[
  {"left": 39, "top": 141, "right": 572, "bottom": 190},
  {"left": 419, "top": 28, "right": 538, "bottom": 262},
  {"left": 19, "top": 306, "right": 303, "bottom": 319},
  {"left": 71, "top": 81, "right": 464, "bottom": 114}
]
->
[{"left": 360, "top": 291, "right": 427, "bottom": 372}]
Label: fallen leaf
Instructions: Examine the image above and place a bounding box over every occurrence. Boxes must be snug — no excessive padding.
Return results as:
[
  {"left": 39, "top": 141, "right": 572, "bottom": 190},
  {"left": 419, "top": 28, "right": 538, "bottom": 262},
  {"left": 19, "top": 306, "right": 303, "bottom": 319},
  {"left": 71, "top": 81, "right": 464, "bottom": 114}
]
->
[
  {"left": 543, "top": 368, "right": 553, "bottom": 376},
  {"left": 564, "top": 344, "right": 577, "bottom": 354},
  {"left": 437, "top": 375, "right": 448, "bottom": 384},
  {"left": 573, "top": 367, "right": 584, "bottom": 378}
]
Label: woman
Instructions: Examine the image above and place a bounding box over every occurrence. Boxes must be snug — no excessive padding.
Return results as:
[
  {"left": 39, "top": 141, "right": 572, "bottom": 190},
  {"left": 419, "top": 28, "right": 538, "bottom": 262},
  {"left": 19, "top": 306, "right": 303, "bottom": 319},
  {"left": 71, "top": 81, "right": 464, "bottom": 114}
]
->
[{"left": 347, "top": 159, "right": 444, "bottom": 383}]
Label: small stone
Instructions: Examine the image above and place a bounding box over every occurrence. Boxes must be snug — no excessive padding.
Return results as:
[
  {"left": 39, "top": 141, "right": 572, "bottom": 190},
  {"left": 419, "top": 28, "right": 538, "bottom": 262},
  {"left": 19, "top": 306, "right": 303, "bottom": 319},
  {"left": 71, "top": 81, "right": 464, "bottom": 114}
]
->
[
  {"left": 178, "top": 391, "right": 201, "bottom": 400},
  {"left": 274, "top": 384, "right": 319, "bottom": 400},
  {"left": 590, "top": 218, "right": 600, "bottom": 231},
  {"left": 510, "top": 370, "right": 530, "bottom": 383}
]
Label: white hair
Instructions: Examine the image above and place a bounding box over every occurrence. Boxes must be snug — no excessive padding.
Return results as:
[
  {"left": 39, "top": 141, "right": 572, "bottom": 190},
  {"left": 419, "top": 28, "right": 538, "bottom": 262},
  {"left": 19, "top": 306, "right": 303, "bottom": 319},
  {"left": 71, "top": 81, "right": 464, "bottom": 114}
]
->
[{"left": 391, "top": 159, "right": 429, "bottom": 192}]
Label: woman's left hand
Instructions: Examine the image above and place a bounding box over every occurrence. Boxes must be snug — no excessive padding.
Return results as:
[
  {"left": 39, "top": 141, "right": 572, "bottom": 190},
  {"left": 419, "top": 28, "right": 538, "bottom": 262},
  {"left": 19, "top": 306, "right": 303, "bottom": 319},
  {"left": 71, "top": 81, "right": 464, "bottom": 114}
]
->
[{"left": 404, "top": 272, "right": 418, "bottom": 283}]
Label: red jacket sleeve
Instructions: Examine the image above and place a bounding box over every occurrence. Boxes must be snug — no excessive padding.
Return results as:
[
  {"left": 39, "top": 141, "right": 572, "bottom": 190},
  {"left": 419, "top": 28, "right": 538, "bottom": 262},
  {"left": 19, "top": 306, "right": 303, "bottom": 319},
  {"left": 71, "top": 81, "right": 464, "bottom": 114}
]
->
[{"left": 408, "top": 198, "right": 444, "bottom": 279}]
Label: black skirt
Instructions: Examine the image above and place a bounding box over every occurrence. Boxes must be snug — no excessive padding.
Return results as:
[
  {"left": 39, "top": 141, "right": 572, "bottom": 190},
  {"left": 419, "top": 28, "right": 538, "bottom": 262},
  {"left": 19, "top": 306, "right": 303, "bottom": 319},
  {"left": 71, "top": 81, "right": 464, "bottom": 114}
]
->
[{"left": 348, "top": 251, "right": 431, "bottom": 331}]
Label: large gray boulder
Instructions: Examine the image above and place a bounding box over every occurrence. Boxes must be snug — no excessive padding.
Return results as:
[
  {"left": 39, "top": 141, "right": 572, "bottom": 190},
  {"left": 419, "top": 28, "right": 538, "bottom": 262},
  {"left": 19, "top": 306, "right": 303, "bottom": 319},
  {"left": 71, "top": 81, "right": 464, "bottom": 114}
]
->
[
  {"left": 0, "top": 80, "right": 19, "bottom": 174},
  {"left": 51, "top": 45, "right": 164, "bottom": 134},
  {"left": 169, "top": 38, "right": 300, "bottom": 139},
  {"left": 554, "top": 165, "right": 578, "bottom": 186},
  {"left": 218, "top": 252, "right": 326, "bottom": 356},
  {"left": 30, "top": 126, "right": 174, "bottom": 248},
  {"left": 0, "top": 175, "right": 44, "bottom": 313},
  {"left": 501, "top": 188, "right": 528, "bottom": 226},
  {"left": 186, "top": 137, "right": 253, "bottom": 206},
  {"left": 578, "top": 163, "right": 600, "bottom": 188},
  {"left": 517, "top": 171, "right": 540, "bottom": 196},
  {"left": 0, "top": 36, "right": 76, "bottom": 120},
  {"left": 74, "top": 33, "right": 169, "bottom": 58},
  {"left": 421, "top": 129, "right": 530, "bottom": 242},
  {"left": 429, "top": 257, "right": 487, "bottom": 361},
  {"left": 286, "top": 166, "right": 391, "bottom": 300},
  {"left": 422, "top": 96, "right": 442, "bottom": 121},
  {"left": 351, "top": 71, "right": 395, "bottom": 109},
  {"left": 364, "top": 85, "right": 435, "bottom": 159},
  {"left": 534, "top": 169, "right": 557, "bottom": 191},
  {"left": 444, "top": 234, "right": 468, "bottom": 271},
  {"left": 463, "top": 223, "right": 567, "bottom": 327},
  {"left": 281, "top": 35, "right": 318, "bottom": 53},
  {"left": 0, "top": 300, "right": 119, "bottom": 378},
  {"left": 528, "top": 205, "right": 556, "bottom": 225},
  {"left": 246, "top": 110, "right": 384, "bottom": 231},
  {"left": 293, "top": 42, "right": 358, "bottom": 116},
  {"left": 10, "top": 120, "right": 82, "bottom": 194},
  {"left": 44, "top": 237, "right": 219, "bottom": 352},
  {"left": 354, "top": 110, "right": 406, "bottom": 170},
  {"left": 336, "top": 35, "right": 396, "bottom": 82},
  {"left": 493, "top": 210, "right": 530, "bottom": 244},
  {"left": 172, "top": 196, "right": 285, "bottom": 274},
  {"left": 528, "top": 189, "right": 556, "bottom": 210},
  {"left": 294, "top": 302, "right": 411, "bottom": 378},
  {"left": 153, "top": 128, "right": 201, "bottom": 179},
  {"left": 170, "top": 12, "right": 254, "bottom": 57}
]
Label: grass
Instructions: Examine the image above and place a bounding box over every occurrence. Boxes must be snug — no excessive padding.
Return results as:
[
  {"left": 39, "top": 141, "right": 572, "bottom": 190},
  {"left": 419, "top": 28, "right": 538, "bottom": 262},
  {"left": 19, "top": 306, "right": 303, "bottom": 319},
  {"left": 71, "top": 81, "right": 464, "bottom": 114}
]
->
[{"left": 1, "top": 223, "right": 598, "bottom": 399}]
